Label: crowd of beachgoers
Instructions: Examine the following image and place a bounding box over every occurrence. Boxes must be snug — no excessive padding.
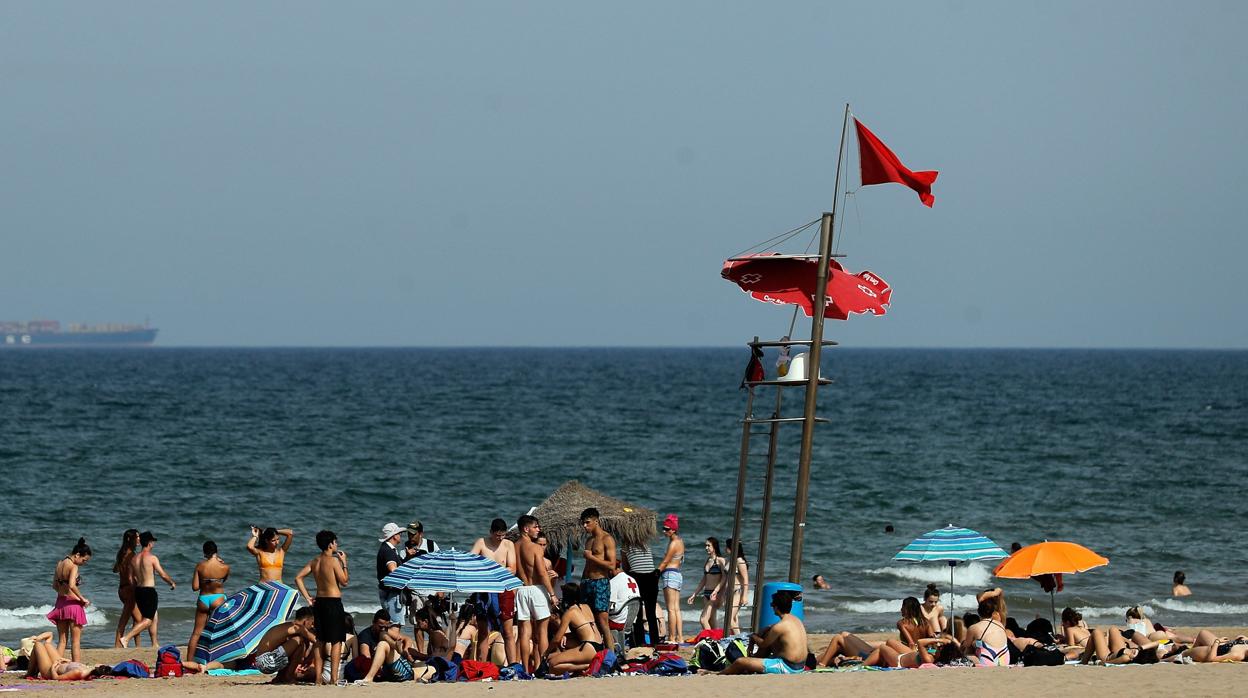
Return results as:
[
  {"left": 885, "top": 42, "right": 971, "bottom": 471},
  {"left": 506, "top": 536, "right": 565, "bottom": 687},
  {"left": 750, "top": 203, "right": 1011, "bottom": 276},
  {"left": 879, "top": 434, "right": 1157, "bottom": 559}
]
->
[{"left": 4, "top": 512, "right": 1242, "bottom": 686}]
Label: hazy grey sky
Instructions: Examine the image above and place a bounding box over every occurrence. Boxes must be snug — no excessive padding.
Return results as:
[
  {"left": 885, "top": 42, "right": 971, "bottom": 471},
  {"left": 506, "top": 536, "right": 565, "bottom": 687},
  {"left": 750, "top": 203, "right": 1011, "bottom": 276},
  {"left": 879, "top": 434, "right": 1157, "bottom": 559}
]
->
[{"left": 3, "top": 1, "right": 1245, "bottom": 347}]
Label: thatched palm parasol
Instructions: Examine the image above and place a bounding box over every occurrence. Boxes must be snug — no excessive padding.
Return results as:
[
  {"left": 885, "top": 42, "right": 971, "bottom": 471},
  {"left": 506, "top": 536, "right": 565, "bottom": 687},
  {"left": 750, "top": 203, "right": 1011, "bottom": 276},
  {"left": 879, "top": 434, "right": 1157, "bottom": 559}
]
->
[{"left": 526, "top": 480, "right": 657, "bottom": 551}]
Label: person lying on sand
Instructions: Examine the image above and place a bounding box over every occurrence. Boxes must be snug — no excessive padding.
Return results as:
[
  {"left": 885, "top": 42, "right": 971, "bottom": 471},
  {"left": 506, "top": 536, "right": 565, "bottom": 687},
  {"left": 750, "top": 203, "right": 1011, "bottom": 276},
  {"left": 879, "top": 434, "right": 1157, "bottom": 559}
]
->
[
  {"left": 1078, "top": 626, "right": 1178, "bottom": 665},
  {"left": 182, "top": 606, "right": 318, "bottom": 681},
  {"left": 24, "top": 634, "right": 111, "bottom": 681},
  {"left": 721, "top": 590, "right": 808, "bottom": 675},
  {"left": 1170, "top": 630, "right": 1248, "bottom": 663}
]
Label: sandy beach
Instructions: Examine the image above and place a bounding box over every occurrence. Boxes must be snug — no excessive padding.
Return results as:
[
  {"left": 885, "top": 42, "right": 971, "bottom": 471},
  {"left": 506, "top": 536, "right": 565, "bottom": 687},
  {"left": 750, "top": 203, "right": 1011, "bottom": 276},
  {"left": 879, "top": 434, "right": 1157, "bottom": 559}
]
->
[{"left": 5, "top": 629, "right": 1246, "bottom": 697}]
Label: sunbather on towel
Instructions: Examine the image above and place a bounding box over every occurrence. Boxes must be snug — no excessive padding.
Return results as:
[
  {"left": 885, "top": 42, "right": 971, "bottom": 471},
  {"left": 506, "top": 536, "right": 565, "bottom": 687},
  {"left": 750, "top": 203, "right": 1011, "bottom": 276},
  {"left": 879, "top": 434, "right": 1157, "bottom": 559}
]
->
[
  {"left": 24, "top": 635, "right": 111, "bottom": 680},
  {"left": 1078, "top": 627, "right": 1168, "bottom": 664}
]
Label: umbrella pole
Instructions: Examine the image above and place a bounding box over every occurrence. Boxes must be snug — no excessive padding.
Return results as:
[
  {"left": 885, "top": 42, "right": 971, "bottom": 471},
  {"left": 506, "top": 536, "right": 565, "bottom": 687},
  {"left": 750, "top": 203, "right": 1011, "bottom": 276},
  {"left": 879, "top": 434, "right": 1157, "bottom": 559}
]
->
[
  {"left": 948, "top": 561, "right": 955, "bottom": 635},
  {"left": 1050, "top": 589, "right": 1056, "bottom": 628}
]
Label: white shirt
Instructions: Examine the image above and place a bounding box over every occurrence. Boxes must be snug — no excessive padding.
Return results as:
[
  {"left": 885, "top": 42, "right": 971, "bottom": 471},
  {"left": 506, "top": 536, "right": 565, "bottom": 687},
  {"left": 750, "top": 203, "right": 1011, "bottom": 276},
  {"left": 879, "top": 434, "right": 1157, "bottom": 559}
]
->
[{"left": 608, "top": 571, "right": 641, "bottom": 623}]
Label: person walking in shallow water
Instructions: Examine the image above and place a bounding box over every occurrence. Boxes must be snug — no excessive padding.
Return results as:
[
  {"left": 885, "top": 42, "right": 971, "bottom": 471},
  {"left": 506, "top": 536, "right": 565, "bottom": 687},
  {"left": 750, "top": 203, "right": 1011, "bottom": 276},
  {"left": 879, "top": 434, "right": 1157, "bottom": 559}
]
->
[
  {"left": 112, "top": 529, "right": 142, "bottom": 648},
  {"left": 47, "top": 538, "right": 92, "bottom": 661}
]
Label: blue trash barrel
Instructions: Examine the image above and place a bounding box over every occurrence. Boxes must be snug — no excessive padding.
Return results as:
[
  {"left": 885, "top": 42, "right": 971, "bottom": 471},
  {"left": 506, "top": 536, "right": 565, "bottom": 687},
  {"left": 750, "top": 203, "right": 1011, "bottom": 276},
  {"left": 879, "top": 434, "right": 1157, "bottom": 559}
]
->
[{"left": 756, "top": 581, "right": 804, "bottom": 629}]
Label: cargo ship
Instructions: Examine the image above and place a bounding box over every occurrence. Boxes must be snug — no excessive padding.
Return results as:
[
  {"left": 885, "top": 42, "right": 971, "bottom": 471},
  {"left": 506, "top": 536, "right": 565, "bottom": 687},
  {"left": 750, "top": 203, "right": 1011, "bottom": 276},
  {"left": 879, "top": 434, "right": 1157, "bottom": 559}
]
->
[{"left": 1, "top": 320, "right": 158, "bottom": 347}]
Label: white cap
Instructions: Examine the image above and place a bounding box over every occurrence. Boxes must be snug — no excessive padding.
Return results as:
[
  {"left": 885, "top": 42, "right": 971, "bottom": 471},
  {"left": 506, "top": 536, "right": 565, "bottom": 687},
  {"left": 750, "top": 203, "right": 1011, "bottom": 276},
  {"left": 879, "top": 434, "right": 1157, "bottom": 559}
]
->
[{"left": 379, "top": 522, "right": 403, "bottom": 541}]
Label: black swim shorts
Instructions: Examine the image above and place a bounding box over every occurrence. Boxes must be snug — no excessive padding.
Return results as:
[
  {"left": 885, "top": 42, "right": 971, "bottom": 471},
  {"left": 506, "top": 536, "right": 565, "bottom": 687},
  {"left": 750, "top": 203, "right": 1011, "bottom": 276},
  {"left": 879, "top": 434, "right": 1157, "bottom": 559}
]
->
[
  {"left": 135, "top": 586, "right": 159, "bottom": 620},
  {"left": 314, "top": 597, "right": 347, "bottom": 644}
]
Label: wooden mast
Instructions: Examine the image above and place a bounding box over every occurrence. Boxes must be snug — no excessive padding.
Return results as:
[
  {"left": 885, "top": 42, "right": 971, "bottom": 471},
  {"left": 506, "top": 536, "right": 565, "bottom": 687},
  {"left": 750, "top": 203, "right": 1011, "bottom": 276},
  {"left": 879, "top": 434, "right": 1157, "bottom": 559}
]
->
[{"left": 787, "top": 102, "right": 850, "bottom": 583}]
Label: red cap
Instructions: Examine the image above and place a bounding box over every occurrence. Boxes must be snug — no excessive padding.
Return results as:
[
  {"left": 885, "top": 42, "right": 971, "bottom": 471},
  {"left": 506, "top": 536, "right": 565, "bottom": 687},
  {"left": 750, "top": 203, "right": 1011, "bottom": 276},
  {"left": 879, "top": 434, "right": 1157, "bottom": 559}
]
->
[{"left": 662, "top": 514, "right": 679, "bottom": 531}]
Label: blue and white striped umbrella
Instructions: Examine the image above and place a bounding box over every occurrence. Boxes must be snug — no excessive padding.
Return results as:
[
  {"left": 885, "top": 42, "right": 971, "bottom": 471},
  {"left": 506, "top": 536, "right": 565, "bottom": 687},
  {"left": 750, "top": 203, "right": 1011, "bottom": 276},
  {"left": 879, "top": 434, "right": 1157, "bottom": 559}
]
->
[
  {"left": 893, "top": 525, "right": 1007, "bottom": 563},
  {"left": 194, "top": 581, "right": 298, "bottom": 664},
  {"left": 381, "top": 549, "right": 522, "bottom": 594},
  {"left": 893, "top": 525, "right": 1006, "bottom": 628}
]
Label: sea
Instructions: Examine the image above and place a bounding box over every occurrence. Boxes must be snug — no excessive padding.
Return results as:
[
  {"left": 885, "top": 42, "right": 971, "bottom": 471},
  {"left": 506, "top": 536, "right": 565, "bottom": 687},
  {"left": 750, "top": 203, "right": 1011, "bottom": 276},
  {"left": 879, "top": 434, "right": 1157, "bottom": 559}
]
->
[{"left": 1, "top": 347, "right": 1245, "bottom": 648}]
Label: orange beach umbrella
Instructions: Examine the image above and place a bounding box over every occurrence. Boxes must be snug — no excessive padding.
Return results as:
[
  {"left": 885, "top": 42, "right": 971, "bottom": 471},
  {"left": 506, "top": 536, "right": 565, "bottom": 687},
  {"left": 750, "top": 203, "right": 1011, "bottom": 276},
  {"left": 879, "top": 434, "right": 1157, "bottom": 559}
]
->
[
  {"left": 993, "top": 541, "right": 1108, "bottom": 578},
  {"left": 994, "top": 541, "right": 1108, "bottom": 625}
]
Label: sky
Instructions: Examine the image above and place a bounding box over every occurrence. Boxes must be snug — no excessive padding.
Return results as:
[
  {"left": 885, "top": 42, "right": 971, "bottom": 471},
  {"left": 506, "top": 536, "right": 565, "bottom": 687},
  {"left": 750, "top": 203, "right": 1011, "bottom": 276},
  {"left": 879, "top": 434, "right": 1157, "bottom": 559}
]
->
[{"left": 2, "top": 1, "right": 1245, "bottom": 348}]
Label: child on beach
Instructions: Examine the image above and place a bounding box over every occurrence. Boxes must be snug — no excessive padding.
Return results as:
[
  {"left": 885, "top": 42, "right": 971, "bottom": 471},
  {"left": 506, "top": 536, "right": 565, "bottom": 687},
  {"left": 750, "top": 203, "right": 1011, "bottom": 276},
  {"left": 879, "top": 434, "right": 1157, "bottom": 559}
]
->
[{"left": 47, "top": 538, "right": 92, "bottom": 661}]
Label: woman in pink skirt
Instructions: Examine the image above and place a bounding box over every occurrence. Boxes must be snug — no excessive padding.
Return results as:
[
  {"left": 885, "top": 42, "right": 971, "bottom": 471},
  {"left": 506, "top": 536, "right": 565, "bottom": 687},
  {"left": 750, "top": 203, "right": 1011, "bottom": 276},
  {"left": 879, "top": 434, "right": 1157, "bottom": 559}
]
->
[{"left": 48, "top": 538, "right": 93, "bottom": 661}]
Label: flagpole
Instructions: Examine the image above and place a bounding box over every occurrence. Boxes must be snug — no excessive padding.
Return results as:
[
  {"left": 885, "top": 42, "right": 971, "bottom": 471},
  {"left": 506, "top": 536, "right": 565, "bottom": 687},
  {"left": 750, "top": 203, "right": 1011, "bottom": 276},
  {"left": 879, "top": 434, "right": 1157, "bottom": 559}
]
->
[{"left": 788, "top": 102, "right": 850, "bottom": 584}]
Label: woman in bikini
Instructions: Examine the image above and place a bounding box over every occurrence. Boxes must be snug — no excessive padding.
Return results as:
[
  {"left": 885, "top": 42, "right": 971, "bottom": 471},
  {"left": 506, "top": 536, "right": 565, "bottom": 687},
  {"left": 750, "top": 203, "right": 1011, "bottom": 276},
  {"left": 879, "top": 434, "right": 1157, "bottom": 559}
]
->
[
  {"left": 112, "top": 529, "right": 142, "bottom": 648},
  {"left": 921, "top": 583, "right": 947, "bottom": 635},
  {"left": 188, "top": 540, "right": 231, "bottom": 661},
  {"left": 544, "top": 583, "right": 605, "bottom": 675},
  {"left": 247, "top": 526, "right": 294, "bottom": 582},
  {"left": 657, "top": 514, "right": 685, "bottom": 643},
  {"left": 723, "top": 538, "right": 750, "bottom": 635},
  {"left": 1077, "top": 626, "right": 1169, "bottom": 664},
  {"left": 687, "top": 537, "right": 726, "bottom": 630},
  {"left": 896, "top": 596, "right": 933, "bottom": 650},
  {"left": 1061, "top": 607, "right": 1090, "bottom": 648},
  {"left": 24, "top": 634, "right": 111, "bottom": 681},
  {"left": 47, "top": 538, "right": 92, "bottom": 662}
]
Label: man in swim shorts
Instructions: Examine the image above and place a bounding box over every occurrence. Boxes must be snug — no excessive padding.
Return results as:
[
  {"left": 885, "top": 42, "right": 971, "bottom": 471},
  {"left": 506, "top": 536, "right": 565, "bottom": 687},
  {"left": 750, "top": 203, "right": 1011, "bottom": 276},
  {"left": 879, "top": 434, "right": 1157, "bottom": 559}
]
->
[
  {"left": 470, "top": 517, "right": 518, "bottom": 665},
  {"left": 121, "top": 531, "right": 175, "bottom": 647},
  {"left": 722, "top": 590, "right": 809, "bottom": 674},
  {"left": 579, "top": 507, "right": 617, "bottom": 647},
  {"left": 182, "top": 606, "right": 318, "bottom": 679},
  {"left": 295, "top": 530, "right": 350, "bottom": 685},
  {"left": 515, "top": 514, "right": 559, "bottom": 673}
]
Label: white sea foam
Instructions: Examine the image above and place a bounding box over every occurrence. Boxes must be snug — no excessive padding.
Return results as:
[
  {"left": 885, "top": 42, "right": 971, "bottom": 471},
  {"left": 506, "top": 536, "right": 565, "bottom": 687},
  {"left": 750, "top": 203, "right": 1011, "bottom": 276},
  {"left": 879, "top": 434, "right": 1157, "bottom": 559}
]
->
[
  {"left": 0, "top": 605, "right": 109, "bottom": 631},
  {"left": 1146, "top": 598, "right": 1248, "bottom": 615},
  {"left": 837, "top": 595, "right": 976, "bottom": 615},
  {"left": 862, "top": 562, "right": 992, "bottom": 588}
]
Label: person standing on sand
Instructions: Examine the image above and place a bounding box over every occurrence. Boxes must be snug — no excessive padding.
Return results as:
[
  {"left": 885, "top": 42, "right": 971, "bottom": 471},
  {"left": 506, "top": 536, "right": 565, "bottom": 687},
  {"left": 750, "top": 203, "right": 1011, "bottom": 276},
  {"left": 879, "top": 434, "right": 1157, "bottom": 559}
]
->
[
  {"left": 247, "top": 526, "right": 294, "bottom": 583},
  {"left": 621, "top": 539, "right": 658, "bottom": 647},
  {"left": 721, "top": 590, "right": 808, "bottom": 674},
  {"left": 112, "top": 529, "right": 143, "bottom": 648},
  {"left": 657, "top": 514, "right": 685, "bottom": 643},
  {"left": 47, "top": 538, "right": 92, "bottom": 661},
  {"left": 121, "top": 531, "right": 175, "bottom": 648},
  {"left": 579, "top": 508, "right": 616, "bottom": 648},
  {"left": 375, "top": 523, "right": 406, "bottom": 626},
  {"left": 187, "top": 541, "right": 231, "bottom": 660},
  {"left": 515, "top": 515, "right": 559, "bottom": 673},
  {"left": 295, "top": 530, "right": 350, "bottom": 685},
  {"left": 470, "top": 517, "right": 518, "bottom": 665}
]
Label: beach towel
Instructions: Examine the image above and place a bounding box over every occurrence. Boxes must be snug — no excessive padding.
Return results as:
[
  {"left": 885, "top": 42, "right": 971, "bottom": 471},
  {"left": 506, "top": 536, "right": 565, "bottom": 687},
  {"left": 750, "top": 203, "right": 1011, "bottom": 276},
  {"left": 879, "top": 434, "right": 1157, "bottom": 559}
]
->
[
  {"left": 461, "top": 659, "right": 499, "bottom": 681},
  {"left": 206, "top": 668, "right": 262, "bottom": 676}
]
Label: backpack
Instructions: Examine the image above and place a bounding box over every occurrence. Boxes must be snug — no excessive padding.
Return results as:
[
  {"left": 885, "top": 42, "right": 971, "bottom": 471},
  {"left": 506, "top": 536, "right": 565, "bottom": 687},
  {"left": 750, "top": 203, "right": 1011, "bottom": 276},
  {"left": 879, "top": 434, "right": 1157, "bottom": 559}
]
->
[
  {"left": 498, "top": 662, "right": 531, "bottom": 681},
  {"left": 586, "top": 648, "right": 617, "bottom": 677},
  {"left": 644, "top": 652, "right": 689, "bottom": 676},
  {"left": 461, "top": 659, "right": 500, "bottom": 681},
  {"left": 112, "top": 659, "right": 151, "bottom": 678},
  {"left": 691, "top": 639, "right": 727, "bottom": 671},
  {"left": 1020, "top": 643, "right": 1065, "bottom": 667},
  {"left": 154, "top": 645, "right": 183, "bottom": 678},
  {"left": 724, "top": 638, "right": 749, "bottom": 664}
]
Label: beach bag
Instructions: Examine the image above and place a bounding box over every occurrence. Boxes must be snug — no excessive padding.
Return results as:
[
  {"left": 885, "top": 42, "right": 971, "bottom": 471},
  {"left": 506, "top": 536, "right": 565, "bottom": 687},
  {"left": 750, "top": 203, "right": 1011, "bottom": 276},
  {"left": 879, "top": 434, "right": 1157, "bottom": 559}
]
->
[
  {"left": 619, "top": 655, "right": 651, "bottom": 674},
  {"left": 461, "top": 659, "right": 500, "bottom": 681},
  {"left": 154, "top": 645, "right": 183, "bottom": 678},
  {"left": 498, "top": 662, "right": 531, "bottom": 680},
  {"left": 724, "top": 638, "right": 749, "bottom": 664},
  {"left": 586, "top": 648, "right": 617, "bottom": 677},
  {"left": 1020, "top": 644, "right": 1064, "bottom": 667},
  {"left": 644, "top": 652, "right": 689, "bottom": 676},
  {"left": 692, "top": 639, "right": 727, "bottom": 671},
  {"left": 112, "top": 659, "right": 151, "bottom": 678}
]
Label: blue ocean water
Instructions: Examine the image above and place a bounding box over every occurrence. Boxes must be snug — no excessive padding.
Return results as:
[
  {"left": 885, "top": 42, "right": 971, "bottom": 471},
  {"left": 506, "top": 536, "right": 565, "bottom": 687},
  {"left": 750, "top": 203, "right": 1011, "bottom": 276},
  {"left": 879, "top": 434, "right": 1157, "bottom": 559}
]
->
[{"left": 1, "top": 348, "right": 1245, "bottom": 647}]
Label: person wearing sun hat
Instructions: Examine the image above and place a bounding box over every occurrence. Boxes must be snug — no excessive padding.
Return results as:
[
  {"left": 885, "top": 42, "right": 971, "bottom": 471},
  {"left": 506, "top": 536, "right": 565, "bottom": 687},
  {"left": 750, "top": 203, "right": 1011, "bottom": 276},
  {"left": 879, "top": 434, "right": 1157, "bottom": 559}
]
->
[
  {"left": 657, "top": 513, "right": 685, "bottom": 643},
  {"left": 376, "top": 523, "right": 406, "bottom": 625}
]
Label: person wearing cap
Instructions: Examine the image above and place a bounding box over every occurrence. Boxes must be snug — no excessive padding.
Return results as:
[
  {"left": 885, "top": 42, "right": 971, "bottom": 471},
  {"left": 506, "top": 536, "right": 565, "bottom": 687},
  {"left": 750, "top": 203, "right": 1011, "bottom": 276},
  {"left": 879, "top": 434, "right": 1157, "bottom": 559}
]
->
[
  {"left": 403, "top": 521, "right": 439, "bottom": 560},
  {"left": 657, "top": 514, "right": 685, "bottom": 643},
  {"left": 376, "top": 523, "right": 406, "bottom": 626},
  {"left": 120, "top": 532, "right": 175, "bottom": 648}
]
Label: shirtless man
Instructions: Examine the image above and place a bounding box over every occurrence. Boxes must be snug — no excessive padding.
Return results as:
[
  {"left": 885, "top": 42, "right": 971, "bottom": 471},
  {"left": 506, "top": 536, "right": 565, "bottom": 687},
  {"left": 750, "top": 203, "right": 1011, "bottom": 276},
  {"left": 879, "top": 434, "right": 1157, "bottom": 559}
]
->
[
  {"left": 470, "top": 518, "right": 518, "bottom": 665},
  {"left": 183, "top": 606, "right": 319, "bottom": 680},
  {"left": 515, "top": 514, "right": 559, "bottom": 673},
  {"left": 295, "top": 530, "right": 349, "bottom": 685},
  {"left": 121, "top": 532, "right": 175, "bottom": 647},
  {"left": 722, "top": 590, "right": 809, "bottom": 674},
  {"left": 579, "top": 508, "right": 616, "bottom": 647}
]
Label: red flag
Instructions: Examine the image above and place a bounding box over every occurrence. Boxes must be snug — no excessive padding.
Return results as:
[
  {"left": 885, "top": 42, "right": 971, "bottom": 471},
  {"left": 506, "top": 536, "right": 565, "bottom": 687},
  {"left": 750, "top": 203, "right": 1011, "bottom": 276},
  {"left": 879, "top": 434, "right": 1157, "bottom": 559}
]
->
[{"left": 854, "top": 118, "right": 939, "bottom": 207}]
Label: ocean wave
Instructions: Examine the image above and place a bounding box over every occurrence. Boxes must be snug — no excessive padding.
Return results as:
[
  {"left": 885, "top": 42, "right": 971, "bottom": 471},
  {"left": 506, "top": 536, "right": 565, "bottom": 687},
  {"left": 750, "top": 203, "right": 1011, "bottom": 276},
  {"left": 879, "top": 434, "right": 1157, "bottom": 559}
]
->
[
  {"left": 862, "top": 563, "right": 992, "bottom": 588},
  {"left": 1147, "top": 598, "right": 1248, "bottom": 615},
  {"left": 0, "top": 605, "right": 109, "bottom": 631},
  {"left": 836, "top": 595, "right": 977, "bottom": 615}
]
